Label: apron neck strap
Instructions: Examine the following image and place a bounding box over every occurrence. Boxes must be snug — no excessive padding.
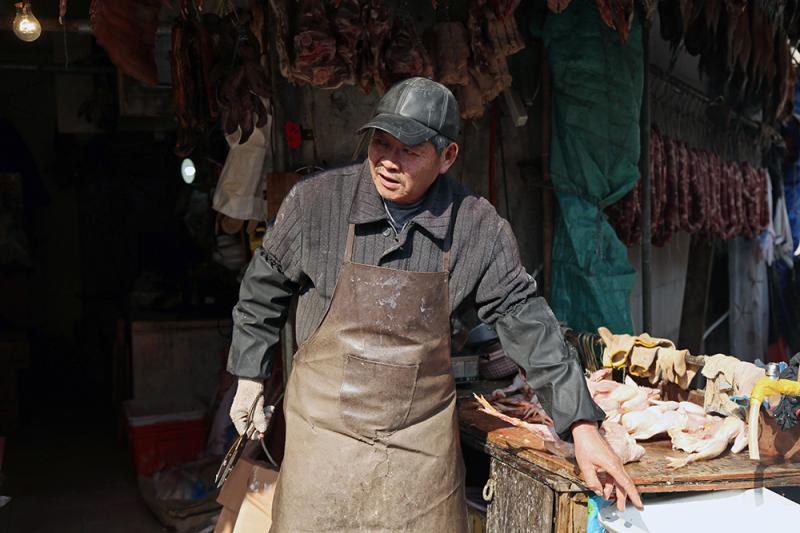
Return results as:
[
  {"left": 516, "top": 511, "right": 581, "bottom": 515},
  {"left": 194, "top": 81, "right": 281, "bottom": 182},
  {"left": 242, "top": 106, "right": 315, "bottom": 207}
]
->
[{"left": 345, "top": 223, "right": 356, "bottom": 262}]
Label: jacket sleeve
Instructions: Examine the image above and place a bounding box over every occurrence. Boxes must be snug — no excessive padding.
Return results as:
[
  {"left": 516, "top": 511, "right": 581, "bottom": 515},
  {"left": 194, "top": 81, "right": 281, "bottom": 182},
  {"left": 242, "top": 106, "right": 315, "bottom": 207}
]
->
[
  {"left": 494, "top": 298, "right": 606, "bottom": 439},
  {"left": 226, "top": 247, "right": 297, "bottom": 378},
  {"left": 475, "top": 219, "right": 605, "bottom": 439},
  {"left": 227, "top": 182, "right": 305, "bottom": 378}
]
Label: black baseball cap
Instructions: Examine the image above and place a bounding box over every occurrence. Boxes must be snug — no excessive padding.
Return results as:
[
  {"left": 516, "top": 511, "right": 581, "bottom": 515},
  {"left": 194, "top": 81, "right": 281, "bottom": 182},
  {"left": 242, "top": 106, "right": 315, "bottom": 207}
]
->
[{"left": 358, "top": 77, "right": 460, "bottom": 145}]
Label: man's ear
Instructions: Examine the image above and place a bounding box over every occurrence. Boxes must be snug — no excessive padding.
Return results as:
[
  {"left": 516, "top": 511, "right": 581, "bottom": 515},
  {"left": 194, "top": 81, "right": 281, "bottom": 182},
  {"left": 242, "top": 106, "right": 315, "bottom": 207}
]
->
[{"left": 438, "top": 143, "right": 459, "bottom": 174}]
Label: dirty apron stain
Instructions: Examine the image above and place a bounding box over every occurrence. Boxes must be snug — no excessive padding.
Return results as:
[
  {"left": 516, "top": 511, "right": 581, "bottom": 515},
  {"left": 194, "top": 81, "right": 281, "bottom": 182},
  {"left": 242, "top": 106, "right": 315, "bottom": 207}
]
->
[{"left": 270, "top": 224, "right": 467, "bottom": 532}]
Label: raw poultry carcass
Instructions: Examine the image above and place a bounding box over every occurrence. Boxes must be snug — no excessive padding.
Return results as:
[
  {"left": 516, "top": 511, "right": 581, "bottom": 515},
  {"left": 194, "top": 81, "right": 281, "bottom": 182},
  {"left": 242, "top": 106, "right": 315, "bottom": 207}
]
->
[
  {"left": 588, "top": 374, "right": 660, "bottom": 420},
  {"left": 601, "top": 420, "right": 645, "bottom": 464},
  {"left": 475, "top": 394, "right": 575, "bottom": 458},
  {"left": 491, "top": 370, "right": 532, "bottom": 399},
  {"left": 490, "top": 372, "right": 552, "bottom": 425},
  {"left": 489, "top": 397, "right": 553, "bottom": 426},
  {"left": 90, "top": 0, "right": 164, "bottom": 85},
  {"left": 667, "top": 416, "right": 748, "bottom": 468},
  {"left": 620, "top": 403, "right": 688, "bottom": 440}
]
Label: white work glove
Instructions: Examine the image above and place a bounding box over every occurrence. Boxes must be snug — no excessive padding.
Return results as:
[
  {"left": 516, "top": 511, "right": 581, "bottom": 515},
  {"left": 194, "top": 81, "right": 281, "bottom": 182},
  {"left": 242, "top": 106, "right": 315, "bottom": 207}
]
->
[{"left": 229, "top": 378, "right": 267, "bottom": 439}]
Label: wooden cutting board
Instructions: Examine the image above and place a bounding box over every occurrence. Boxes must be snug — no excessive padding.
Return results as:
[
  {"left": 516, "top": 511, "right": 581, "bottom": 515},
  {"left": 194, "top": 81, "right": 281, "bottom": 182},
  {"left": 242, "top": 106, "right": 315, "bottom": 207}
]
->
[{"left": 458, "top": 400, "right": 800, "bottom": 494}]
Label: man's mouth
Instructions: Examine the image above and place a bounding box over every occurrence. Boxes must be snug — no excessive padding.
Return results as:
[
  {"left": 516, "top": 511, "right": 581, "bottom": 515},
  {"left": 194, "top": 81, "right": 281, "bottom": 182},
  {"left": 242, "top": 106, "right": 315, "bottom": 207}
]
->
[{"left": 378, "top": 171, "right": 401, "bottom": 190}]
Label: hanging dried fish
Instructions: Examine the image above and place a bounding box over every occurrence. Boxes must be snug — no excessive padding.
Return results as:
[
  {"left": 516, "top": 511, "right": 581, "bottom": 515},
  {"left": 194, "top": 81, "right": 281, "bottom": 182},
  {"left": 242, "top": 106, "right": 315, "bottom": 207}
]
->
[
  {"left": 684, "top": 2, "right": 708, "bottom": 55},
  {"left": 658, "top": 0, "right": 683, "bottom": 47},
  {"left": 641, "top": 0, "right": 657, "bottom": 22},
  {"left": 704, "top": 0, "right": 721, "bottom": 34}
]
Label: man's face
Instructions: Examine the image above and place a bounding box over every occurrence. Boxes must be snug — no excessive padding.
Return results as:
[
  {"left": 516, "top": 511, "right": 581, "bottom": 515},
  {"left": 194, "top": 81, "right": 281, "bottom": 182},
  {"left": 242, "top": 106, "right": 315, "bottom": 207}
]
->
[{"left": 367, "top": 130, "right": 458, "bottom": 204}]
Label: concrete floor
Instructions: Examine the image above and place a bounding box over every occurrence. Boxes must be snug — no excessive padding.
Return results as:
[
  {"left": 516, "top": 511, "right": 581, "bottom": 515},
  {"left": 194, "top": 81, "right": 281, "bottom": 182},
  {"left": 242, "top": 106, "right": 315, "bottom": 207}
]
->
[{"left": 0, "top": 420, "right": 165, "bottom": 533}]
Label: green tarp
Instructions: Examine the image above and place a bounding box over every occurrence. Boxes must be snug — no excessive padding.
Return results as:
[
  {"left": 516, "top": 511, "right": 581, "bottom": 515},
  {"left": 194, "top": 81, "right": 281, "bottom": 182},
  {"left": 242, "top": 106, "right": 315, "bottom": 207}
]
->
[{"left": 542, "top": 2, "right": 643, "bottom": 334}]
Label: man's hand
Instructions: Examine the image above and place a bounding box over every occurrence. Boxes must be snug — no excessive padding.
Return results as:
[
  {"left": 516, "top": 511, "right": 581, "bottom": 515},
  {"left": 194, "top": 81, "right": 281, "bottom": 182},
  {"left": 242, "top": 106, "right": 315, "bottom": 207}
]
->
[
  {"left": 571, "top": 421, "right": 643, "bottom": 512},
  {"left": 230, "top": 378, "right": 267, "bottom": 439}
]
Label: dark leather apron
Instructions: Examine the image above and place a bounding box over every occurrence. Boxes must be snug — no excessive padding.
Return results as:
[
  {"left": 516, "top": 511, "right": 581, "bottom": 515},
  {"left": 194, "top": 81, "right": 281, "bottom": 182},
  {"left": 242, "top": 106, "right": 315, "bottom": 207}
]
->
[{"left": 270, "top": 224, "right": 467, "bottom": 532}]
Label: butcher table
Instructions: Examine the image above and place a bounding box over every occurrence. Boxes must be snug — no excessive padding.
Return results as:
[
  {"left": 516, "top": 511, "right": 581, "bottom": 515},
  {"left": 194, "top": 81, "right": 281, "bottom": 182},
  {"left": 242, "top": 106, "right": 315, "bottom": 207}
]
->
[{"left": 456, "top": 384, "right": 800, "bottom": 533}]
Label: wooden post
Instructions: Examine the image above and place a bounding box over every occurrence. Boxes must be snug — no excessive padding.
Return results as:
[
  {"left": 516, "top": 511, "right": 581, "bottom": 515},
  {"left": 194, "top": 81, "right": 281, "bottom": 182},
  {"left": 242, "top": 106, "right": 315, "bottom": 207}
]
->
[
  {"left": 640, "top": 22, "right": 652, "bottom": 333},
  {"left": 489, "top": 102, "right": 498, "bottom": 206},
  {"left": 542, "top": 45, "right": 553, "bottom": 302}
]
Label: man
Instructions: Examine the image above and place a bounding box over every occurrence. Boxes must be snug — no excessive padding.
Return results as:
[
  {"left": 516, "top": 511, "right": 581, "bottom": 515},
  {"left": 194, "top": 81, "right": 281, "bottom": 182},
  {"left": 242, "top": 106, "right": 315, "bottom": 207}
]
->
[{"left": 228, "top": 77, "right": 642, "bottom": 531}]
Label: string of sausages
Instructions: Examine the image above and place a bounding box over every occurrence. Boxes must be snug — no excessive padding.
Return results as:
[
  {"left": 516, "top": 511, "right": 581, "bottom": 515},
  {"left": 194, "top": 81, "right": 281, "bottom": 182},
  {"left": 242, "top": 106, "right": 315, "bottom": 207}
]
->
[{"left": 607, "top": 128, "right": 770, "bottom": 247}]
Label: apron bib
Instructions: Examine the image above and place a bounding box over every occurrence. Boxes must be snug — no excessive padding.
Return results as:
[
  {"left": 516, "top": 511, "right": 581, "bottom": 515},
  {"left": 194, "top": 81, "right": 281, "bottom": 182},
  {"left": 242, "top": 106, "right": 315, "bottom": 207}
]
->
[{"left": 270, "top": 224, "right": 467, "bottom": 532}]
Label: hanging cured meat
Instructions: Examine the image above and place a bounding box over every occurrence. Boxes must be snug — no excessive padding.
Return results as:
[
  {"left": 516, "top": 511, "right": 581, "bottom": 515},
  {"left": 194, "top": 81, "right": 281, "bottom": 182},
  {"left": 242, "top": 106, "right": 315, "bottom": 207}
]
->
[
  {"left": 268, "top": 0, "right": 294, "bottom": 82},
  {"left": 172, "top": 5, "right": 229, "bottom": 156},
  {"left": 331, "top": 0, "right": 363, "bottom": 86},
  {"left": 293, "top": 0, "right": 348, "bottom": 88},
  {"left": 211, "top": 13, "right": 271, "bottom": 145},
  {"left": 432, "top": 22, "right": 471, "bottom": 86},
  {"left": 458, "top": 75, "right": 486, "bottom": 120},
  {"left": 607, "top": 131, "right": 772, "bottom": 246},
  {"left": 90, "top": 0, "right": 164, "bottom": 85},
  {"left": 383, "top": 16, "right": 433, "bottom": 87},
  {"left": 360, "top": 0, "right": 393, "bottom": 95},
  {"left": 484, "top": 9, "right": 524, "bottom": 57}
]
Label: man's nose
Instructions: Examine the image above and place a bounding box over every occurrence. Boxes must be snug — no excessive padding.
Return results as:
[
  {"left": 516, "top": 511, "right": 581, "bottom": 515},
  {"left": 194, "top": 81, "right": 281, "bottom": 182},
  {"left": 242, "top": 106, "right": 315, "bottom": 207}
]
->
[{"left": 381, "top": 153, "right": 400, "bottom": 171}]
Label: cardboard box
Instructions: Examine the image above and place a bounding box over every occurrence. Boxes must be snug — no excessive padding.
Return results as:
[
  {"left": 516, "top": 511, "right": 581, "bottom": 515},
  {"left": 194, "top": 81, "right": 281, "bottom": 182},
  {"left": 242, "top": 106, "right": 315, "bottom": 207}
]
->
[
  {"left": 233, "top": 463, "right": 278, "bottom": 533},
  {"left": 214, "top": 457, "right": 278, "bottom": 533},
  {"left": 215, "top": 508, "right": 238, "bottom": 533}
]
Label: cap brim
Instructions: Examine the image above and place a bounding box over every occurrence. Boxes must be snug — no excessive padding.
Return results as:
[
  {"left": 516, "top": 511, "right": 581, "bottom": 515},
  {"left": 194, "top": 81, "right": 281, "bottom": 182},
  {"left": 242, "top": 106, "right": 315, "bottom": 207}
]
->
[{"left": 358, "top": 113, "right": 438, "bottom": 146}]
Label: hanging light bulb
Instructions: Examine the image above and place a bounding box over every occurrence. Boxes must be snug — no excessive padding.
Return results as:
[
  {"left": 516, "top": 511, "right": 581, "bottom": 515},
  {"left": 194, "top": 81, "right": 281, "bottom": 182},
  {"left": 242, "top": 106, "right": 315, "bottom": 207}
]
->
[
  {"left": 13, "top": 2, "right": 42, "bottom": 43},
  {"left": 181, "top": 158, "right": 196, "bottom": 184}
]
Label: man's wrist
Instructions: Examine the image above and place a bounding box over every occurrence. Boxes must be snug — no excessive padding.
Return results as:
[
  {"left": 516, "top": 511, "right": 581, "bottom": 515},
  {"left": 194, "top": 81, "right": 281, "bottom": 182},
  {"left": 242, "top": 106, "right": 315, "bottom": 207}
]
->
[{"left": 570, "top": 419, "right": 600, "bottom": 437}]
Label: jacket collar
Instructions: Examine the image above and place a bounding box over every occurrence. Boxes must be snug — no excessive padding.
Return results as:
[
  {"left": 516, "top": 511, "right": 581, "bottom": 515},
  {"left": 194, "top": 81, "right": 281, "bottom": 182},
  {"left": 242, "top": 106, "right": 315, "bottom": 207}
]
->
[{"left": 348, "top": 161, "right": 454, "bottom": 240}]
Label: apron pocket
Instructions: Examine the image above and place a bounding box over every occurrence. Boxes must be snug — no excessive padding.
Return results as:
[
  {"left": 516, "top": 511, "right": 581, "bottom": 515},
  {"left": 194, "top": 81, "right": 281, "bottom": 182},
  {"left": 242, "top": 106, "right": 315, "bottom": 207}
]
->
[{"left": 339, "top": 354, "right": 419, "bottom": 438}]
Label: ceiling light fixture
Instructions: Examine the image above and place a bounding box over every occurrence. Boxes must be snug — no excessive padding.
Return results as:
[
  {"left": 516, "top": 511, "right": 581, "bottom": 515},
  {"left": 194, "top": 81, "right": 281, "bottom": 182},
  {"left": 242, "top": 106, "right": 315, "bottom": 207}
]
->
[
  {"left": 181, "top": 158, "right": 196, "bottom": 184},
  {"left": 13, "top": 2, "right": 42, "bottom": 42}
]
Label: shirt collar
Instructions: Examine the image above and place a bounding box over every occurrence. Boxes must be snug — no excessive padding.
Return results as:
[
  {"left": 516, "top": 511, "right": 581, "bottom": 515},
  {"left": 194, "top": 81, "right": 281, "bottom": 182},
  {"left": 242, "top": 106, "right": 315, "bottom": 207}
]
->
[{"left": 348, "top": 161, "right": 454, "bottom": 241}]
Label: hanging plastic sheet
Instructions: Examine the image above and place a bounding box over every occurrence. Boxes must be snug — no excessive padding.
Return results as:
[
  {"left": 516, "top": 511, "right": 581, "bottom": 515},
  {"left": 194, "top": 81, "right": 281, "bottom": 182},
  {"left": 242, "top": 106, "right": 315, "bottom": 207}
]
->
[{"left": 542, "top": 2, "right": 643, "bottom": 334}]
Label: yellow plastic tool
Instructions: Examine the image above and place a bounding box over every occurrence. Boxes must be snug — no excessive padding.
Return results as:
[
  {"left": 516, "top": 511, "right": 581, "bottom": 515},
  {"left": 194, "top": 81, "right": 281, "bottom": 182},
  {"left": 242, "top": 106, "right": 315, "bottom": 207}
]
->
[{"left": 748, "top": 377, "right": 800, "bottom": 460}]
